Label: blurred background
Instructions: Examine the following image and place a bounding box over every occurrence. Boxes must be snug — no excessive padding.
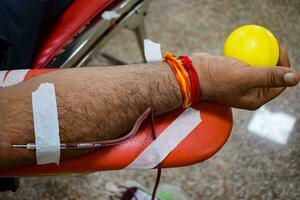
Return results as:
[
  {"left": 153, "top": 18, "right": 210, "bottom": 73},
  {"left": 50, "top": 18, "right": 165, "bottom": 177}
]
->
[{"left": 1, "top": 0, "right": 299, "bottom": 199}]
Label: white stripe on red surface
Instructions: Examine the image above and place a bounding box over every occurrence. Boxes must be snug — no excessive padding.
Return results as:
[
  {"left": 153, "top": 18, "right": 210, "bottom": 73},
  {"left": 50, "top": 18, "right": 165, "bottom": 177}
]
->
[
  {"left": 126, "top": 107, "right": 202, "bottom": 169},
  {"left": 0, "top": 70, "right": 8, "bottom": 87},
  {"left": 2, "top": 69, "right": 29, "bottom": 87}
]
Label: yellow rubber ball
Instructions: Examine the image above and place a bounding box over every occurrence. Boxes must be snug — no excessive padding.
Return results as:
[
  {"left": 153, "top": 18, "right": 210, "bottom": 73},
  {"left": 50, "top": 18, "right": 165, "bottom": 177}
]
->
[{"left": 224, "top": 24, "right": 279, "bottom": 67}]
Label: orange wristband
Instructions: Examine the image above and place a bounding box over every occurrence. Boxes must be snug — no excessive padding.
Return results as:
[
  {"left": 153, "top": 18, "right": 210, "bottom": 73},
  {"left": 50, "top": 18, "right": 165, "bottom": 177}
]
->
[{"left": 163, "top": 51, "right": 191, "bottom": 108}]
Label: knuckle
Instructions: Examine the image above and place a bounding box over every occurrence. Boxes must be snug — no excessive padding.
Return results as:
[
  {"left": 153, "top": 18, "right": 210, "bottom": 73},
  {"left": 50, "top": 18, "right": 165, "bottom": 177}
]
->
[{"left": 266, "top": 69, "right": 278, "bottom": 87}]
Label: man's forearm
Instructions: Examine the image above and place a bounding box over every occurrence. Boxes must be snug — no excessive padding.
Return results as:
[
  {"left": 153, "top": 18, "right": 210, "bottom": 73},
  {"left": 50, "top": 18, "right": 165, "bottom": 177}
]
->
[
  {"left": 0, "top": 62, "right": 182, "bottom": 170},
  {"left": 3, "top": 51, "right": 298, "bottom": 171}
]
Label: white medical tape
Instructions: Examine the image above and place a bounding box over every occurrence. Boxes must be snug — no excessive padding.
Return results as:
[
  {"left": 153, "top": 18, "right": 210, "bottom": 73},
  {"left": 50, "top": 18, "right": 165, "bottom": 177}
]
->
[
  {"left": 32, "top": 83, "right": 61, "bottom": 165},
  {"left": 102, "top": 11, "right": 120, "bottom": 20},
  {"left": 0, "top": 70, "right": 7, "bottom": 87},
  {"left": 144, "top": 39, "right": 162, "bottom": 62},
  {"left": 126, "top": 107, "right": 201, "bottom": 169},
  {"left": 2, "top": 69, "right": 29, "bottom": 87}
]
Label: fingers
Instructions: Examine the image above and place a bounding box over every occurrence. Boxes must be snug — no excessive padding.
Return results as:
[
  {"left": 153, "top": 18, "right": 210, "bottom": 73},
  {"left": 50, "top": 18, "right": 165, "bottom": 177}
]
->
[
  {"left": 278, "top": 44, "right": 290, "bottom": 67},
  {"left": 239, "top": 87, "right": 285, "bottom": 110},
  {"left": 242, "top": 66, "right": 300, "bottom": 88},
  {"left": 257, "top": 87, "right": 285, "bottom": 105}
]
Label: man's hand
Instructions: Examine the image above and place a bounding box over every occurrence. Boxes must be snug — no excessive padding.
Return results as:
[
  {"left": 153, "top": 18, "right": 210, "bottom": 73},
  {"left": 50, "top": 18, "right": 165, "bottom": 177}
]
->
[{"left": 192, "top": 47, "right": 300, "bottom": 110}]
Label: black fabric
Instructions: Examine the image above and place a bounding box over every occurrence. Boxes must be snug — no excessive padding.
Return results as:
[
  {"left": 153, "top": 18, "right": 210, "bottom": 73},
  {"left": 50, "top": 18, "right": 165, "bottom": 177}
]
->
[
  {"left": 0, "top": 36, "right": 10, "bottom": 66},
  {"left": 0, "top": 0, "right": 74, "bottom": 70},
  {"left": 0, "top": 178, "right": 19, "bottom": 192}
]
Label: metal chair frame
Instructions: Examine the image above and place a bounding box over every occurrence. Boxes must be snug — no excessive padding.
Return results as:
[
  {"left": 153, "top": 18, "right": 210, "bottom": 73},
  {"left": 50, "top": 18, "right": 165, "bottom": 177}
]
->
[{"left": 48, "top": 0, "right": 151, "bottom": 68}]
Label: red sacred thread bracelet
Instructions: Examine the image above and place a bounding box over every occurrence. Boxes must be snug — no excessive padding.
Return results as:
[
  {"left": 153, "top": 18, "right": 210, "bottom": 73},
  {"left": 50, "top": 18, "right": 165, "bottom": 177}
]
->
[{"left": 179, "top": 56, "right": 201, "bottom": 104}]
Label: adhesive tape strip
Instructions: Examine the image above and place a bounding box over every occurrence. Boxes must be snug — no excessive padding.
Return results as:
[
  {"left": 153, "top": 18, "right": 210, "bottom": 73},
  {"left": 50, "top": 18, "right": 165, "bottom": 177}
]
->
[
  {"left": 144, "top": 39, "right": 162, "bottom": 62},
  {"left": 126, "top": 107, "right": 201, "bottom": 169},
  {"left": 32, "top": 83, "right": 61, "bottom": 165},
  {"left": 102, "top": 11, "right": 120, "bottom": 20},
  {"left": 3, "top": 69, "right": 29, "bottom": 87}
]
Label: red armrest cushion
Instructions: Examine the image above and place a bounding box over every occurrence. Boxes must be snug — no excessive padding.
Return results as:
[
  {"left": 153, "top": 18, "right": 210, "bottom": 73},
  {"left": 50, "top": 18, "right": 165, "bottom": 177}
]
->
[{"left": 33, "top": 0, "right": 114, "bottom": 68}]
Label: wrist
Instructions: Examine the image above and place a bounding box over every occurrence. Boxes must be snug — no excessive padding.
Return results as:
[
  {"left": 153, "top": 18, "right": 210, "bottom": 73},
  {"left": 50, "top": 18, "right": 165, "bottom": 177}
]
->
[{"left": 190, "top": 55, "right": 213, "bottom": 102}]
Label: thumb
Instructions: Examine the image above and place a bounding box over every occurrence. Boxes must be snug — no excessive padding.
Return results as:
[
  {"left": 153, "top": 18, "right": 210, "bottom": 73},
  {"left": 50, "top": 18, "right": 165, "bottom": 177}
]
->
[{"left": 243, "top": 66, "right": 300, "bottom": 88}]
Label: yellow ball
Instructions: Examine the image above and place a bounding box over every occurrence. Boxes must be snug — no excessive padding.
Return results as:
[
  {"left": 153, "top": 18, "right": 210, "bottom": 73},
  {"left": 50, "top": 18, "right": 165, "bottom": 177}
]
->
[{"left": 224, "top": 25, "right": 279, "bottom": 67}]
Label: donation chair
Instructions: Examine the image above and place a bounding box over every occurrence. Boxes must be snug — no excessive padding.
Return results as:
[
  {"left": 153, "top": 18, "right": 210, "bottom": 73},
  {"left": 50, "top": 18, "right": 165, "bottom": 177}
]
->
[{"left": 0, "top": 0, "right": 233, "bottom": 193}]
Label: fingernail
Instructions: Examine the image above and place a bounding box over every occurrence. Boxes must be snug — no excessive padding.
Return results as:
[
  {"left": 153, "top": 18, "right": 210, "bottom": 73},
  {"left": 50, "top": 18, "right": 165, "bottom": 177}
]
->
[{"left": 284, "top": 73, "right": 295, "bottom": 85}]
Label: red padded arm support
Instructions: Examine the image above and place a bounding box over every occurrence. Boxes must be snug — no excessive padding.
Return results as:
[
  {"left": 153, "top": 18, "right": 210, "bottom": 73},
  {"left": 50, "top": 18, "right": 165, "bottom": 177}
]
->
[{"left": 0, "top": 69, "right": 232, "bottom": 176}]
